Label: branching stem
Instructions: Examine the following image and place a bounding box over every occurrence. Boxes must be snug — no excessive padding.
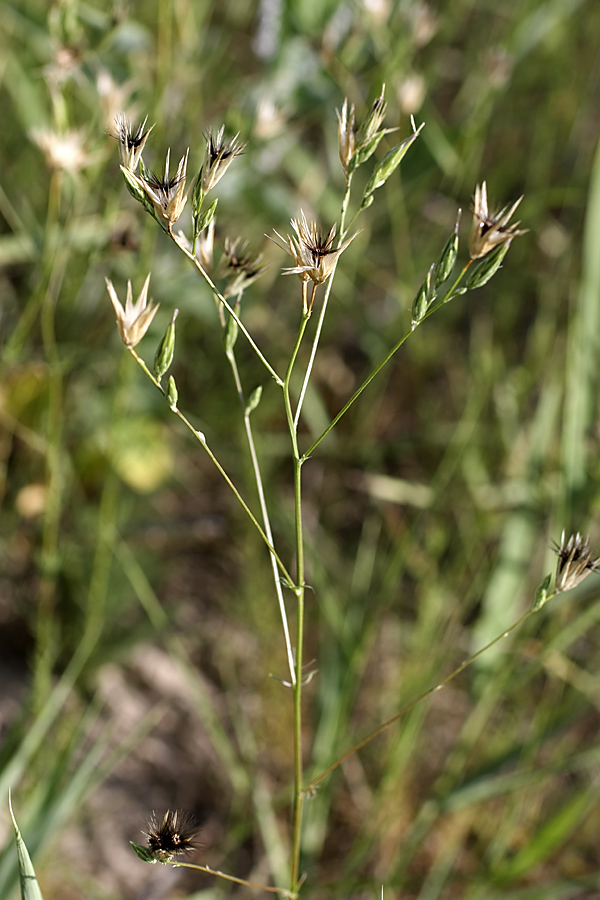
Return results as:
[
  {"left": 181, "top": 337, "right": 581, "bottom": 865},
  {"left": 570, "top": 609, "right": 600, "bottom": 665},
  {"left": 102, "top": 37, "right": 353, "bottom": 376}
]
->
[{"left": 303, "top": 603, "right": 545, "bottom": 792}]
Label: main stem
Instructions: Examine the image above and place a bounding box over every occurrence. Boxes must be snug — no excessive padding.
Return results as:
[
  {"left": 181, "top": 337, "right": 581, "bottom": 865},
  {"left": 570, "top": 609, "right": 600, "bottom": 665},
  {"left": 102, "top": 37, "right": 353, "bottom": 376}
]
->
[
  {"left": 283, "top": 309, "right": 310, "bottom": 891},
  {"left": 225, "top": 323, "right": 296, "bottom": 685}
]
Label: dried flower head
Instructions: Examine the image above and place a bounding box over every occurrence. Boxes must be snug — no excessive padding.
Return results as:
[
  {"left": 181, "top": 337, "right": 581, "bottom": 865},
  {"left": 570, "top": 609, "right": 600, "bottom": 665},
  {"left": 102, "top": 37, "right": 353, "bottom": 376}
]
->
[
  {"left": 31, "top": 127, "right": 89, "bottom": 173},
  {"left": 200, "top": 126, "right": 247, "bottom": 194},
  {"left": 271, "top": 211, "right": 358, "bottom": 293},
  {"left": 105, "top": 274, "right": 159, "bottom": 348},
  {"left": 218, "top": 237, "right": 266, "bottom": 298},
  {"left": 553, "top": 531, "right": 600, "bottom": 592},
  {"left": 144, "top": 810, "right": 198, "bottom": 862},
  {"left": 130, "top": 148, "right": 190, "bottom": 229},
  {"left": 113, "top": 114, "right": 154, "bottom": 171},
  {"left": 469, "top": 181, "right": 527, "bottom": 260}
]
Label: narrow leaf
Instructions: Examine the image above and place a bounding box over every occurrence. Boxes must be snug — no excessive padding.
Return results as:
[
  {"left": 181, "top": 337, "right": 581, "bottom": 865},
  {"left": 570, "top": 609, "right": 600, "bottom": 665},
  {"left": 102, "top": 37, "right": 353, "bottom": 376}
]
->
[{"left": 9, "top": 793, "right": 45, "bottom": 900}]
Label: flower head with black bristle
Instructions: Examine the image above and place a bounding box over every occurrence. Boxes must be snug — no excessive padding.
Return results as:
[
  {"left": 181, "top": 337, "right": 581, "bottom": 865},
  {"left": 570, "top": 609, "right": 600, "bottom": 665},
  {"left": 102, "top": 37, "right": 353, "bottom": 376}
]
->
[
  {"left": 552, "top": 531, "right": 600, "bottom": 593},
  {"left": 469, "top": 181, "right": 527, "bottom": 260},
  {"left": 217, "top": 236, "right": 266, "bottom": 298},
  {"left": 269, "top": 211, "right": 358, "bottom": 313},
  {"left": 113, "top": 114, "right": 154, "bottom": 171},
  {"left": 144, "top": 810, "right": 199, "bottom": 862},
  {"left": 127, "top": 148, "right": 190, "bottom": 230},
  {"left": 200, "top": 126, "right": 247, "bottom": 194}
]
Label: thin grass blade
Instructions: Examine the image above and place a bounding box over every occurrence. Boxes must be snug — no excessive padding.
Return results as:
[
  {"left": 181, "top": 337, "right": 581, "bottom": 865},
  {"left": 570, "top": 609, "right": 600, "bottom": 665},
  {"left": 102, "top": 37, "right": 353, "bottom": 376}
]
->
[{"left": 8, "top": 794, "right": 45, "bottom": 900}]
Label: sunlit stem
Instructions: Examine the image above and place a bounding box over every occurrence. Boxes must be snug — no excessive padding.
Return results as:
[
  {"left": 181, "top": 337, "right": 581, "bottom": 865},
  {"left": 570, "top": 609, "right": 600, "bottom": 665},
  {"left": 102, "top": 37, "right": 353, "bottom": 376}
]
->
[
  {"left": 128, "top": 348, "right": 294, "bottom": 589},
  {"left": 300, "top": 258, "right": 477, "bottom": 461},
  {"left": 294, "top": 174, "right": 354, "bottom": 429},
  {"left": 172, "top": 860, "right": 297, "bottom": 898},
  {"left": 303, "top": 603, "right": 544, "bottom": 793},
  {"left": 301, "top": 323, "right": 412, "bottom": 461},
  {"left": 224, "top": 297, "right": 296, "bottom": 685},
  {"left": 170, "top": 231, "right": 283, "bottom": 386},
  {"left": 282, "top": 308, "right": 311, "bottom": 891}
]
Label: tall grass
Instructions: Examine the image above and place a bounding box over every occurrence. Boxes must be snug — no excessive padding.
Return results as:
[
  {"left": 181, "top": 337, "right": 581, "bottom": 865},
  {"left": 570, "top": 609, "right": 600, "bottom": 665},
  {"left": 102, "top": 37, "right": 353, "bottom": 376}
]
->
[{"left": 2, "top": 1, "right": 600, "bottom": 899}]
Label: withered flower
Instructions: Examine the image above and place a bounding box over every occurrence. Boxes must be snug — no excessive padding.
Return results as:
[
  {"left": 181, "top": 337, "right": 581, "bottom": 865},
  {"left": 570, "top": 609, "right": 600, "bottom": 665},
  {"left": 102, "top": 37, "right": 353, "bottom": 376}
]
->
[
  {"left": 469, "top": 181, "right": 527, "bottom": 259},
  {"left": 145, "top": 810, "right": 198, "bottom": 863},
  {"left": 271, "top": 211, "right": 358, "bottom": 287},
  {"left": 553, "top": 531, "right": 600, "bottom": 593},
  {"left": 113, "top": 114, "right": 154, "bottom": 171},
  {"left": 130, "top": 148, "right": 190, "bottom": 229},
  {"left": 200, "top": 126, "right": 247, "bottom": 193},
  {"left": 217, "top": 237, "right": 266, "bottom": 298},
  {"left": 105, "top": 274, "right": 159, "bottom": 348}
]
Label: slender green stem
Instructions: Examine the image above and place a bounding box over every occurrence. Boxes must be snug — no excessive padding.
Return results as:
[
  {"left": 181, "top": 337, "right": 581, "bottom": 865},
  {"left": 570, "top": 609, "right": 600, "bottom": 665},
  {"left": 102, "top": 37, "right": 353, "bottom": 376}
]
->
[
  {"left": 300, "top": 259, "right": 476, "bottom": 461},
  {"left": 282, "top": 311, "right": 311, "bottom": 891},
  {"left": 294, "top": 175, "right": 354, "bottom": 429},
  {"left": 301, "top": 323, "right": 412, "bottom": 460},
  {"left": 170, "top": 230, "right": 283, "bottom": 386},
  {"left": 170, "top": 860, "right": 297, "bottom": 898},
  {"left": 128, "top": 349, "right": 294, "bottom": 589},
  {"left": 303, "top": 602, "right": 544, "bottom": 793},
  {"left": 429, "top": 259, "right": 473, "bottom": 314},
  {"left": 225, "top": 327, "right": 296, "bottom": 685}
]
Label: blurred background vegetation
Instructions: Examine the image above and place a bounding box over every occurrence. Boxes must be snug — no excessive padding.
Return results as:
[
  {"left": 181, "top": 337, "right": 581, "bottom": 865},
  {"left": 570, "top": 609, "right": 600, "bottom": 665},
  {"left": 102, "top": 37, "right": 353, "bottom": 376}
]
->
[{"left": 2, "top": 0, "right": 600, "bottom": 898}]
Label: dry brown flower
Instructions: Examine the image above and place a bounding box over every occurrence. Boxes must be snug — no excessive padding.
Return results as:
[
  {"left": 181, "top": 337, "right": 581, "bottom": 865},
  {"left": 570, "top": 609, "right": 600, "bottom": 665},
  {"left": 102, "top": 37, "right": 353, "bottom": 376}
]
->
[
  {"left": 469, "top": 181, "right": 527, "bottom": 259},
  {"left": 113, "top": 114, "right": 154, "bottom": 171},
  {"left": 271, "top": 212, "right": 358, "bottom": 287},
  {"left": 200, "top": 127, "right": 247, "bottom": 193},
  {"left": 217, "top": 237, "right": 266, "bottom": 298},
  {"left": 129, "top": 148, "right": 190, "bottom": 229},
  {"left": 105, "top": 274, "right": 159, "bottom": 348},
  {"left": 553, "top": 531, "right": 600, "bottom": 592}
]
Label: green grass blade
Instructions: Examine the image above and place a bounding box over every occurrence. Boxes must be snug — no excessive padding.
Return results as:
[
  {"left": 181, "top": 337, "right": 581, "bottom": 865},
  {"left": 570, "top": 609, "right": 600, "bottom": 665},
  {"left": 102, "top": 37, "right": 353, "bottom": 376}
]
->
[
  {"left": 8, "top": 794, "right": 45, "bottom": 900},
  {"left": 492, "top": 787, "right": 597, "bottom": 882},
  {"left": 561, "top": 131, "right": 600, "bottom": 521}
]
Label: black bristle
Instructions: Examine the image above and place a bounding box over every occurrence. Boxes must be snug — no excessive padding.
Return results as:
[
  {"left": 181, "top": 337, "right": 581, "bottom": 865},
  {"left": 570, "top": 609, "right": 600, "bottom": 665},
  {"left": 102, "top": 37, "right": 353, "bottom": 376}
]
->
[{"left": 145, "top": 810, "right": 198, "bottom": 861}]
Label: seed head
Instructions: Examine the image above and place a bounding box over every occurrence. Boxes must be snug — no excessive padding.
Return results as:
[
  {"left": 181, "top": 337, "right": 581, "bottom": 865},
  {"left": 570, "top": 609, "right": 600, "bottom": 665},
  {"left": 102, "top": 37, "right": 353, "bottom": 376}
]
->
[
  {"left": 553, "top": 531, "right": 600, "bottom": 593},
  {"left": 113, "top": 114, "right": 154, "bottom": 171},
  {"left": 129, "top": 148, "right": 190, "bottom": 229},
  {"left": 105, "top": 274, "right": 159, "bottom": 348},
  {"left": 270, "top": 211, "right": 358, "bottom": 288},
  {"left": 144, "top": 810, "right": 198, "bottom": 863},
  {"left": 217, "top": 237, "right": 266, "bottom": 298},
  {"left": 469, "top": 181, "right": 527, "bottom": 260},
  {"left": 200, "top": 126, "right": 247, "bottom": 193}
]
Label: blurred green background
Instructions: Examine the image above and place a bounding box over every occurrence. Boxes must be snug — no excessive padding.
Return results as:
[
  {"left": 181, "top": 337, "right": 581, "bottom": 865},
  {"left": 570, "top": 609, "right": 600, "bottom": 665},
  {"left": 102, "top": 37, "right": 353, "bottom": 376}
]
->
[{"left": 2, "top": 0, "right": 600, "bottom": 898}]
